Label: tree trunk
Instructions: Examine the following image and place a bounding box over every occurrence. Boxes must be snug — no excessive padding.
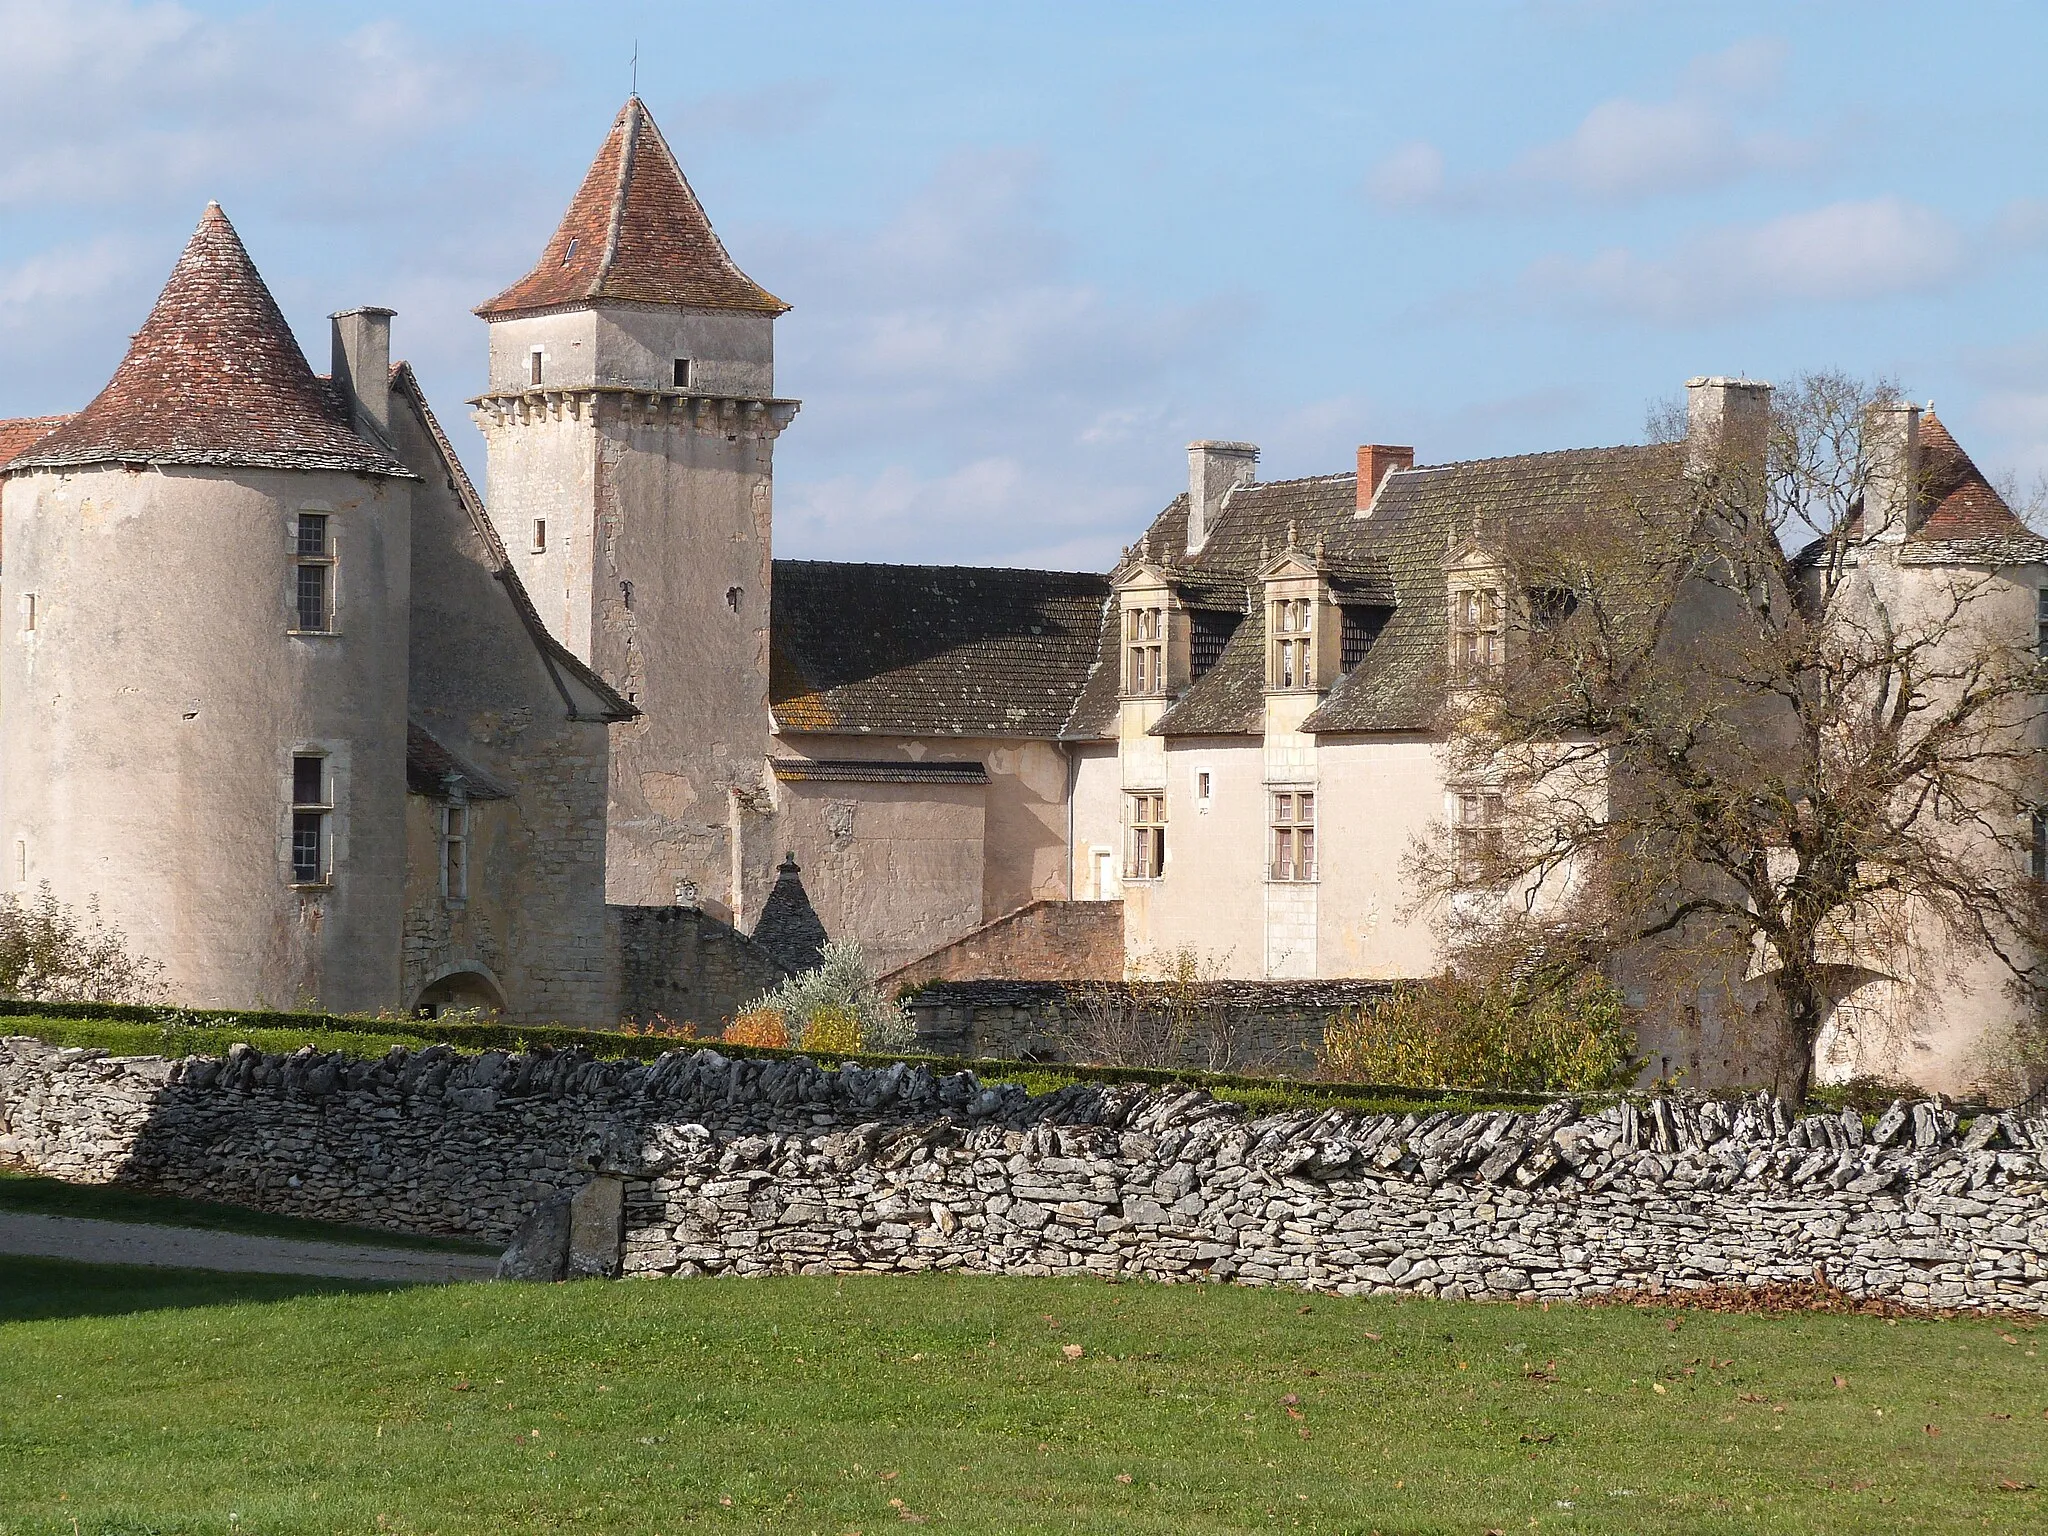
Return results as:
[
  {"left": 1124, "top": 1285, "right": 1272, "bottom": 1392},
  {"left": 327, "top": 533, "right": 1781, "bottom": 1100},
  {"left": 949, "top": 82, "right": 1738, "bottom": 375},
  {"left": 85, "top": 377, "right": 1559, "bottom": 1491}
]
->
[{"left": 1771, "top": 967, "right": 1825, "bottom": 1105}]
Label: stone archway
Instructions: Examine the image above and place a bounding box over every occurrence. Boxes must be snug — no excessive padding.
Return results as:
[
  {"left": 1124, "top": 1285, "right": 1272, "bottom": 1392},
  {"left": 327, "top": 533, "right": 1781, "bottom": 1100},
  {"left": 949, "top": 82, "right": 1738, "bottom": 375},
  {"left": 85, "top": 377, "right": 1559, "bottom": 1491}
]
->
[{"left": 412, "top": 966, "right": 507, "bottom": 1020}]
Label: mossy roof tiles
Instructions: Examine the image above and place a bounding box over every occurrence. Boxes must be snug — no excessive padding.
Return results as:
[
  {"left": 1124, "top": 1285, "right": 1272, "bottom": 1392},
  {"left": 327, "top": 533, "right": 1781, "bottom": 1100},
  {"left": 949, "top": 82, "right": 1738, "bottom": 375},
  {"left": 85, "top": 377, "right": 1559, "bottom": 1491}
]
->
[
  {"left": 771, "top": 560, "right": 1110, "bottom": 738},
  {"left": 12, "top": 205, "right": 411, "bottom": 478}
]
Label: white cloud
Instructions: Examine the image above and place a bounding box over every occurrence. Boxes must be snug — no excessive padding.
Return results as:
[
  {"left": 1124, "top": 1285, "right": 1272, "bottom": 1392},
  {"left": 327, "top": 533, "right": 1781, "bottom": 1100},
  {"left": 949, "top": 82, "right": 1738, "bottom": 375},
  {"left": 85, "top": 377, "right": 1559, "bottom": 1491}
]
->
[
  {"left": 762, "top": 147, "right": 1257, "bottom": 563},
  {"left": 0, "top": 238, "right": 138, "bottom": 325},
  {"left": 1520, "top": 196, "right": 1967, "bottom": 323},
  {"left": 1367, "top": 35, "right": 1811, "bottom": 211},
  {"left": 0, "top": 1, "right": 510, "bottom": 210}
]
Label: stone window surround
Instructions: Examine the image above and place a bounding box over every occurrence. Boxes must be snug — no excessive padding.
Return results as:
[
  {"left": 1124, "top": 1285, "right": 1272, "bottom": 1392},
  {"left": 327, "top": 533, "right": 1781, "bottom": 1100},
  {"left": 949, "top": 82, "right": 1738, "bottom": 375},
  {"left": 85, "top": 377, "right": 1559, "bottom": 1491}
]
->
[
  {"left": 287, "top": 504, "right": 338, "bottom": 638},
  {"left": 1124, "top": 789, "right": 1167, "bottom": 881}
]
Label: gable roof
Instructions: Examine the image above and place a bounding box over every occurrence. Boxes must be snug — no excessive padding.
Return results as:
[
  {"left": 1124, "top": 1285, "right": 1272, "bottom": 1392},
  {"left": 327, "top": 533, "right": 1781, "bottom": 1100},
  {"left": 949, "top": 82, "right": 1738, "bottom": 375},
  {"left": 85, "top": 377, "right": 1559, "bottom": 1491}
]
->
[
  {"left": 12, "top": 205, "right": 411, "bottom": 478},
  {"left": 388, "top": 363, "right": 636, "bottom": 724},
  {"left": 771, "top": 560, "right": 1110, "bottom": 737},
  {"left": 1061, "top": 443, "right": 1686, "bottom": 741},
  {"left": 476, "top": 96, "right": 786, "bottom": 320}
]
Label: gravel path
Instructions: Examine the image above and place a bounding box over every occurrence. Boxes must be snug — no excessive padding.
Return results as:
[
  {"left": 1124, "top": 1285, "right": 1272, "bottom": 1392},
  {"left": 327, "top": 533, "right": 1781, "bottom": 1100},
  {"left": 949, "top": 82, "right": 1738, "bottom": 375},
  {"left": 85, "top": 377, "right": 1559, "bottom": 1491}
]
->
[{"left": 0, "top": 1211, "right": 500, "bottom": 1283}]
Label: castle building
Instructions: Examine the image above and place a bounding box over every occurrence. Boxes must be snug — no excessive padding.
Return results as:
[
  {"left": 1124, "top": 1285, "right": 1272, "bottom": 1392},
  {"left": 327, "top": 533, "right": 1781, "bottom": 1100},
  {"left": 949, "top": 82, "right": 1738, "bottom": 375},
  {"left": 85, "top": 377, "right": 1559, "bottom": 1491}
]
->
[{"left": 3, "top": 97, "right": 2042, "bottom": 1093}]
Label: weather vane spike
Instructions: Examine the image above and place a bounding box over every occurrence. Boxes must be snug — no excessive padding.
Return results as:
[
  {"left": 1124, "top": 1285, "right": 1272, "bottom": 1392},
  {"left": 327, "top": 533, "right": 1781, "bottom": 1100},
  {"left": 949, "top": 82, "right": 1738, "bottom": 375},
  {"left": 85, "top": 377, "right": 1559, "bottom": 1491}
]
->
[{"left": 632, "top": 40, "right": 639, "bottom": 96}]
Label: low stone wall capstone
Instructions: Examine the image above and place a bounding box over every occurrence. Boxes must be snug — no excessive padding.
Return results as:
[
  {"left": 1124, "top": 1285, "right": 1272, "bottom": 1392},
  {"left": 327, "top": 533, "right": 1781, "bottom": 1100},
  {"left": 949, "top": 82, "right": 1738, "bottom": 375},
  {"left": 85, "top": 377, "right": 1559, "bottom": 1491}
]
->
[{"left": 2, "top": 1035, "right": 2045, "bottom": 1310}]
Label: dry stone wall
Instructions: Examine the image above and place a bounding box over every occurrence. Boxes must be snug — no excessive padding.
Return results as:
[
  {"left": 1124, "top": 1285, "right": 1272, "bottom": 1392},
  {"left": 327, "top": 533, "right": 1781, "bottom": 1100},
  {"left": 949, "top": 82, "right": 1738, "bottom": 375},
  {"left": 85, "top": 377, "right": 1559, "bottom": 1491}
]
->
[{"left": 2, "top": 1035, "right": 2045, "bottom": 1311}]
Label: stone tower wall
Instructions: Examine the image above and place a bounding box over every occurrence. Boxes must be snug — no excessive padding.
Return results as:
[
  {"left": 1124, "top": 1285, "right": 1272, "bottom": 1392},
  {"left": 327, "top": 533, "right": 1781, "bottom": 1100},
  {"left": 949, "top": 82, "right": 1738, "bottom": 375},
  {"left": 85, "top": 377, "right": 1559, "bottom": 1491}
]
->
[
  {"left": 0, "top": 463, "right": 412, "bottom": 1011},
  {"left": 475, "top": 303, "right": 793, "bottom": 919}
]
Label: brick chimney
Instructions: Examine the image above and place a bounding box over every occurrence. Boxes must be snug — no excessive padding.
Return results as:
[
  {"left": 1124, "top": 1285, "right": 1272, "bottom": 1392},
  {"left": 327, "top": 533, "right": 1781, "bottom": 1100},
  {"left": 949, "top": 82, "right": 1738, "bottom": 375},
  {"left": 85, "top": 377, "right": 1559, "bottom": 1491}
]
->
[
  {"left": 1186, "top": 440, "right": 1258, "bottom": 556},
  {"left": 330, "top": 306, "right": 395, "bottom": 433},
  {"left": 1356, "top": 444, "right": 1414, "bottom": 514}
]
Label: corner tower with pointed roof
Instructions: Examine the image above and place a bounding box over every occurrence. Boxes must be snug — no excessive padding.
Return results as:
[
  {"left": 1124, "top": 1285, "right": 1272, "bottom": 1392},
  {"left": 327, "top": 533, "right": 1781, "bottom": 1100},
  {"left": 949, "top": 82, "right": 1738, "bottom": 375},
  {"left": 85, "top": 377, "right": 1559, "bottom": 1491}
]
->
[
  {"left": 0, "top": 204, "right": 417, "bottom": 1012},
  {"left": 474, "top": 96, "right": 799, "bottom": 916}
]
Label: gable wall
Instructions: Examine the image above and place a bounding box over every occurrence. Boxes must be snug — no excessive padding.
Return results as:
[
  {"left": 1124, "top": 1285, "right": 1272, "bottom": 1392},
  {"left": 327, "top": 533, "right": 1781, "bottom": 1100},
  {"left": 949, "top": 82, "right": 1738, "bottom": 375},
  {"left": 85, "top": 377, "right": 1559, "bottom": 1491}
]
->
[{"left": 391, "top": 393, "right": 617, "bottom": 1027}]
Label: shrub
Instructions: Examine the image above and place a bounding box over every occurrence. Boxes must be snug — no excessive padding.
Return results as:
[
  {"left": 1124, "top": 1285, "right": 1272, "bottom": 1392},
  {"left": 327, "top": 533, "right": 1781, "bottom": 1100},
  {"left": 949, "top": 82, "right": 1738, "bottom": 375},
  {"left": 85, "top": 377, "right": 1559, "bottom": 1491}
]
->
[
  {"left": 746, "top": 941, "right": 915, "bottom": 1055},
  {"left": 722, "top": 1008, "right": 790, "bottom": 1049},
  {"left": 799, "top": 1003, "right": 863, "bottom": 1057},
  {"left": 0, "top": 885, "right": 162, "bottom": 1005},
  {"left": 1318, "top": 971, "right": 1639, "bottom": 1095}
]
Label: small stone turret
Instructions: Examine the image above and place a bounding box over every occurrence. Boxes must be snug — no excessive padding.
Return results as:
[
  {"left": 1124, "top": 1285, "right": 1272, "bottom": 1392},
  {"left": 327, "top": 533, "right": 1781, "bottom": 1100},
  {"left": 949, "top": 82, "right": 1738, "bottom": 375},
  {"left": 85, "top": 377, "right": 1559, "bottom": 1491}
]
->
[{"left": 751, "top": 854, "right": 829, "bottom": 974}]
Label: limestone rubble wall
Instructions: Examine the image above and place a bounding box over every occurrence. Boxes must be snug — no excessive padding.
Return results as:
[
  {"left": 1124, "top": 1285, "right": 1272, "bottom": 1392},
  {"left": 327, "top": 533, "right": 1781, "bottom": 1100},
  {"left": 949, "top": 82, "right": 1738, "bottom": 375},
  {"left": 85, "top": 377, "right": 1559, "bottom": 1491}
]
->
[{"left": 2, "top": 1036, "right": 2045, "bottom": 1311}]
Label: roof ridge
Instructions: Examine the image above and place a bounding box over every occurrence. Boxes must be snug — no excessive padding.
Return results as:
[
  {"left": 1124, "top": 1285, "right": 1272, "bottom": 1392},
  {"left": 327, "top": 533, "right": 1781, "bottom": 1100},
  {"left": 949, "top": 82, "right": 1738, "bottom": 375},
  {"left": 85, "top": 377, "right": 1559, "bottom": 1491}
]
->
[
  {"left": 773, "top": 556, "right": 1107, "bottom": 582},
  {"left": 1403, "top": 442, "right": 1659, "bottom": 474},
  {"left": 597, "top": 95, "right": 641, "bottom": 290}
]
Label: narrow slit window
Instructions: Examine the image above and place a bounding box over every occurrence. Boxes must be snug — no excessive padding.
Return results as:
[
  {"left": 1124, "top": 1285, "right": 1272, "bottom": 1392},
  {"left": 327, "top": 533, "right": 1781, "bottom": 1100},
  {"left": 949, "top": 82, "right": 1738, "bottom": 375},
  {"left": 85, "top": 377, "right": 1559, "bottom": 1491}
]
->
[
  {"left": 673, "top": 357, "right": 692, "bottom": 388},
  {"left": 529, "top": 349, "right": 544, "bottom": 386},
  {"left": 20, "top": 593, "right": 34, "bottom": 632},
  {"left": 2032, "top": 809, "right": 2047, "bottom": 884},
  {"left": 532, "top": 518, "right": 547, "bottom": 554},
  {"left": 2036, "top": 589, "right": 2048, "bottom": 659},
  {"left": 441, "top": 802, "right": 469, "bottom": 901}
]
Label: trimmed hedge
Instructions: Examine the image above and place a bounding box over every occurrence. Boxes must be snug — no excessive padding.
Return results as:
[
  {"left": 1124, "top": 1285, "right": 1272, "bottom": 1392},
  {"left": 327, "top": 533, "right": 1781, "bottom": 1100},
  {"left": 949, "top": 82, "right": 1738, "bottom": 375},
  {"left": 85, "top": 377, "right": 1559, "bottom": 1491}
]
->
[{"left": 0, "top": 998, "right": 1559, "bottom": 1119}]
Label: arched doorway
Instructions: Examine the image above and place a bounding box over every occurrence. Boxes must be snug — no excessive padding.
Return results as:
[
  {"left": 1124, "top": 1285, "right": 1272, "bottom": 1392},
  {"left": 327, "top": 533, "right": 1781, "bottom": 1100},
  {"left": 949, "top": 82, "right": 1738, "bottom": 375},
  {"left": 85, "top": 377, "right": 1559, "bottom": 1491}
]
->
[{"left": 412, "top": 966, "right": 506, "bottom": 1020}]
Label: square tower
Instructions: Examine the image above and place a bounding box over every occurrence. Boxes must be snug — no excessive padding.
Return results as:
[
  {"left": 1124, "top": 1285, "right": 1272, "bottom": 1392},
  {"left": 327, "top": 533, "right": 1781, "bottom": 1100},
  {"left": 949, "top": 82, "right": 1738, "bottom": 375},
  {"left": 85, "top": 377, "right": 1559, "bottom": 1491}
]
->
[{"left": 473, "top": 97, "right": 799, "bottom": 914}]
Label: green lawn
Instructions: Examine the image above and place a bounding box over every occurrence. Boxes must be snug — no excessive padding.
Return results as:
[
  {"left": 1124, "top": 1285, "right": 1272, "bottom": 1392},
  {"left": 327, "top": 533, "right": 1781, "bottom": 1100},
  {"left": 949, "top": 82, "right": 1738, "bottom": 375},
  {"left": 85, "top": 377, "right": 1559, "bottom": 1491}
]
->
[
  {"left": 0, "top": 1169, "right": 497, "bottom": 1255},
  {"left": 0, "top": 1265, "right": 2042, "bottom": 1534}
]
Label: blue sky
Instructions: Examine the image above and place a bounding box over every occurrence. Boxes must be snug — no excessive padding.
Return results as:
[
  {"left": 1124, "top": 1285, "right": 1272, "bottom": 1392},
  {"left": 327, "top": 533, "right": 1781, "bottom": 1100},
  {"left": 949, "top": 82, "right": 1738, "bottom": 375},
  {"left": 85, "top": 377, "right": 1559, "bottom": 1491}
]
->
[{"left": 6, "top": 1, "right": 2048, "bottom": 569}]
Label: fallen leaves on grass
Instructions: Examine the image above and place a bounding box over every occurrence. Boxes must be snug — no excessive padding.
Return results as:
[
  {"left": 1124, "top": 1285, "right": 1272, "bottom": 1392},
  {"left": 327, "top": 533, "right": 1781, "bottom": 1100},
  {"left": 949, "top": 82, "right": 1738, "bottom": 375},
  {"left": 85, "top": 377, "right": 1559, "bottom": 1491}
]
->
[
  {"left": 1061, "top": 1344, "right": 1084, "bottom": 1361},
  {"left": 1833, "top": 1375, "right": 1848, "bottom": 1390},
  {"left": 1115, "top": 1473, "right": 1133, "bottom": 1484},
  {"left": 1518, "top": 1432, "right": 1557, "bottom": 1445},
  {"left": 1997, "top": 1479, "right": 2037, "bottom": 1492}
]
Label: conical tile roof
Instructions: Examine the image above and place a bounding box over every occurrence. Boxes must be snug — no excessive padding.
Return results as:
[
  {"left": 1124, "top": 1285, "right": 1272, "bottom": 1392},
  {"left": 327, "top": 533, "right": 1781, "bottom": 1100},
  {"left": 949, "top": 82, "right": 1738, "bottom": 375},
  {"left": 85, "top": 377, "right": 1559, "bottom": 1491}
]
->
[
  {"left": 476, "top": 96, "right": 786, "bottom": 319},
  {"left": 13, "top": 204, "right": 410, "bottom": 477},
  {"left": 1912, "top": 411, "right": 2028, "bottom": 541}
]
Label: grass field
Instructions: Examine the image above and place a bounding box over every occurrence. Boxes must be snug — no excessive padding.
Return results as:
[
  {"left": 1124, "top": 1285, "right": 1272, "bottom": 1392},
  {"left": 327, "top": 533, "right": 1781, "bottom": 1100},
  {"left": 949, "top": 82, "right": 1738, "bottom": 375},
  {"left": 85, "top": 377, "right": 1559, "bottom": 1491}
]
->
[{"left": 0, "top": 1262, "right": 2042, "bottom": 1535}]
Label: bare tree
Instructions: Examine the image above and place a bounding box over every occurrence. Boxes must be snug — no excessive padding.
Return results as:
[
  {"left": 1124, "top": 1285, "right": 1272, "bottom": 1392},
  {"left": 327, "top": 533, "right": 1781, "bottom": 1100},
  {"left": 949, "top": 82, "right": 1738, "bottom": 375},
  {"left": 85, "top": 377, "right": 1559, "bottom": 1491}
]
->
[{"left": 1410, "top": 373, "right": 2048, "bottom": 1100}]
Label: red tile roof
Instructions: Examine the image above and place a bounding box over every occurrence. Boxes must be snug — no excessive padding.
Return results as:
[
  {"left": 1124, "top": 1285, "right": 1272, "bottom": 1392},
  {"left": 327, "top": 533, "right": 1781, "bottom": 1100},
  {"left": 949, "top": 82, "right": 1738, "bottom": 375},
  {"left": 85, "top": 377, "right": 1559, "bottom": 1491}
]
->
[
  {"left": 0, "top": 415, "right": 69, "bottom": 471},
  {"left": 476, "top": 96, "right": 786, "bottom": 319},
  {"left": 11, "top": 204, "right": 410, "bottom": 478},
  {"left": 1912, "top": 411, "right": 2027, "bottom": 541}
]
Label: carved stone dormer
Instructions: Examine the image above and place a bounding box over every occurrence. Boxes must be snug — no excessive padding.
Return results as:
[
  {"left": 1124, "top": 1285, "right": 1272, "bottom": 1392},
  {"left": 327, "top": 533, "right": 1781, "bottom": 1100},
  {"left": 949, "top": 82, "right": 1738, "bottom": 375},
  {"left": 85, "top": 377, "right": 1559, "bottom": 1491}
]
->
[
  {"left": 1442, "top": 536, "right": 1507, "bottom": 683},
  {"left": 1114, "top": 561, "right": 1189, "bottom": 699},
  {"left": 1257, "top": 548, "right": 1340, "bottom": 694}
]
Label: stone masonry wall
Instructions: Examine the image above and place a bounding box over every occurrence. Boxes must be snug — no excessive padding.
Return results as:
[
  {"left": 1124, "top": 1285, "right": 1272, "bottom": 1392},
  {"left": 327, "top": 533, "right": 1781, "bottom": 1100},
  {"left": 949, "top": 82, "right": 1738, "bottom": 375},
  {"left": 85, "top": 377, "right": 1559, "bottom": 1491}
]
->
[
  {"left": 880, "top": 900, "right": 1125, "bottom": 989},
  {"left": 612, "top": 905, "right": 792, "bottom": 1030},
  {"left": 2, "top": 1035, "right": 2045, "bottom": 1310},
  {"left": 905, "top": 979, "right": 1398, "bottom": 1073}
]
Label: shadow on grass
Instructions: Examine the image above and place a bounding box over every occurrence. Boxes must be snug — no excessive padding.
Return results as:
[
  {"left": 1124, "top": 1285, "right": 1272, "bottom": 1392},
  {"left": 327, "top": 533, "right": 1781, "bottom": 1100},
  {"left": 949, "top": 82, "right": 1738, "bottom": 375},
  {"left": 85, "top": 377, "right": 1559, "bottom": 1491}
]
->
[
  {"left": 0, "top": 1254, "right": 402, "bottom": 1324},
  {"left": 0, "top": 1170, "right": 496, "bottom": 1255}
]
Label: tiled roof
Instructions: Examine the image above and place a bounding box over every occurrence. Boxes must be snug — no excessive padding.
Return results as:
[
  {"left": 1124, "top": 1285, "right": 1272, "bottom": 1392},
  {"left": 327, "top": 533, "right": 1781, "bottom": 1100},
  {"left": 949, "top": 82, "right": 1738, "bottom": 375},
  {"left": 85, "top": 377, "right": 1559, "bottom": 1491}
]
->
[
  {"left": 769, "top": 758, "right": 989, "bottom": 785},
  {"left": 405, "top": 721, "right": 512, "bottom": 800},
  {"left": 476, "top": 97, "right": 786, "bottom": 320},
  {"left": 1911, "top": 412, "right": 2037, "bottom": 543},
  {"left": 12, "top": 205, "right": 412, "bottom": 478},
  {"left": 0, "top": 416, "right": 68, "bottom": 470},
  {"left": 771, "top": 560, "right": 1111, "bottom": 737},
  {"left": 751, "top": 856, "right": 828, "bottom": 973},
  {"left": 1068, "top": 446, "right": 1685, "bottom": 739}
]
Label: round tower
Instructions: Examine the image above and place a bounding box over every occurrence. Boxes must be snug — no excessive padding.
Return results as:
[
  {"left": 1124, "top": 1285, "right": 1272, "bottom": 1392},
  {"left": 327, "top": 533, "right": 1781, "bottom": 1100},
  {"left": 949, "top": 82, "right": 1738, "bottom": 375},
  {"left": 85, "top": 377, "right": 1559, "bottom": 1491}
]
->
[{"left": 0, "top": 205, "right": 416, "bottom": 1011}]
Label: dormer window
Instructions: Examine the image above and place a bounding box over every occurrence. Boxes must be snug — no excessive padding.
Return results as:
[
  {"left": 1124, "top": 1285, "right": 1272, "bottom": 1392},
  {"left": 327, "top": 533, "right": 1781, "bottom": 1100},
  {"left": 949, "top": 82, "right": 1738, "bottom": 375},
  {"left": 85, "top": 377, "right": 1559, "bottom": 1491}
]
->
[
  {"left": 1270, "top": 597, "right": 1314, "bottom": 689},
  {"left": 1126, "top": 606, "right": 1166, "bottom": 695},
  {"left": 1451, "top": 586, "right": 1504, "bottom": 678}
]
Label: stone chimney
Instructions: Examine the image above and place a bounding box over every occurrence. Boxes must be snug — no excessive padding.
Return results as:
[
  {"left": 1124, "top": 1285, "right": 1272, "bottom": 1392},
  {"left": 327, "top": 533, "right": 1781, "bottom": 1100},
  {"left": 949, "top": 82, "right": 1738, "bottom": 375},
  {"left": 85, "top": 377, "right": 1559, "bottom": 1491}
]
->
[
  {"left": 1684, "top": 376, "right": 1772, "bottom": 479},
  {"left": 1860, "top": 400, "right": 1922, "bottom": 542},
  {"left": 1355, "top": 444, "right": 1415, "bottom": 515},
  {"left": 330, "top": 306, "right": 395, "bottom": 433},
  {"left": 1186, "top": 440, "right": 1258, "bottom": 556}
]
